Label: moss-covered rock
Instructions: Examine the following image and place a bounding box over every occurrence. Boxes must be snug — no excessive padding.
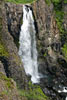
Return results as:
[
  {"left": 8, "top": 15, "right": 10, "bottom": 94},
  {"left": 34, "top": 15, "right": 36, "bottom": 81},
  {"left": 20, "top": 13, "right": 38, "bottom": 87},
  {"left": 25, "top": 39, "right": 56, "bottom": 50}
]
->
[
  {"left": 0, "top": 72, "right": 48, "bottom": 100},
  {"left": 18, "top": 81, "right": 48, "bottom": 100},
  {"left": 62, "top": 43, "right": 67, "bottom": 60},
  {"left": 0, "top": 72, "right": 27, "bottom": 100},
  {"left": 0, "top": 43, "right": 9, "bottom": 57}
]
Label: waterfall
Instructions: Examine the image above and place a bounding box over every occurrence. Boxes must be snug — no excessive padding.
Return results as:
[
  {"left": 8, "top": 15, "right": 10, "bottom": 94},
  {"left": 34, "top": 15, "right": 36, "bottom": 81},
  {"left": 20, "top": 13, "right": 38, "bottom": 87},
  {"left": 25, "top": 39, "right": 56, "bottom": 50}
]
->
[{"left": 18, "top": 5, "right": 40, "bottom": 83}]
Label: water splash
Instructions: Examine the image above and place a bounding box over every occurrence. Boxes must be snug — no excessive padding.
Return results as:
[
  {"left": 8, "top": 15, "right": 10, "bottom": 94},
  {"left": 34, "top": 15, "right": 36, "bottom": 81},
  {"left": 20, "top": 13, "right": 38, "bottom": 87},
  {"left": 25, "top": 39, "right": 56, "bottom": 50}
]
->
[
  {"left": 18, "top": 5, "right": 40, "bottom": 83},
  {"left": 58, "top": 86, "right": 67, "bottom": 100}
]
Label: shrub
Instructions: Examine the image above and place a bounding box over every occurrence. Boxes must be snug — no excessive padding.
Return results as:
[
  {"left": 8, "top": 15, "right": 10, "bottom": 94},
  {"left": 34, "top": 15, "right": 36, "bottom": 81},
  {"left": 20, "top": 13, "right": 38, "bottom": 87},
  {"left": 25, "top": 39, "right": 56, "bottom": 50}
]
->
[
  {"left": 62, "top": 43, "right": 67, "bottom": 60},
  {"left": 18, "top": 81, "right": 48, "bottom": 100},
  {"left": 6, "top": 0, "right": 37, "bottom": 4},
  {"left": 0, "top": 43, "right": 9, "bottom": 57}
]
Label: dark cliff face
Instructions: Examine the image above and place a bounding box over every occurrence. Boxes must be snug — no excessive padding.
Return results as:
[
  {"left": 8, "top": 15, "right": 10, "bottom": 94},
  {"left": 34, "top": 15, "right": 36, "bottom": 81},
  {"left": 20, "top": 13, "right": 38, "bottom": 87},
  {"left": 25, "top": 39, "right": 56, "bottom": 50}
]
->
[
  {"left": 0, "top": 1, "right": 28, "bottom": 90},
  {"left": 0, "top": 0, "right": 67, "bottom": 100},
  {"left": 32, "top": 0, "right": 67, "bottom": 100},
  {"left": 0, "top": 1, "right": 28, "bottom": 100}
]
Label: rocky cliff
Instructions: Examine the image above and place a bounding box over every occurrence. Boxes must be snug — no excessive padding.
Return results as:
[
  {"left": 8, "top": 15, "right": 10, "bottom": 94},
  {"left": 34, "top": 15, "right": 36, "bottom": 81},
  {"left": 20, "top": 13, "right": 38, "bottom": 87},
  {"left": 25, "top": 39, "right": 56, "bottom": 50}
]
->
[
  {"left": 0, "top": 0, "right": 28, "bottom": 89},
  {"left": 0, "top": 0, "right": 67, "bottom": 100},
  {"left": 32, "top": 0, "right": 67, "bottom": 100}
]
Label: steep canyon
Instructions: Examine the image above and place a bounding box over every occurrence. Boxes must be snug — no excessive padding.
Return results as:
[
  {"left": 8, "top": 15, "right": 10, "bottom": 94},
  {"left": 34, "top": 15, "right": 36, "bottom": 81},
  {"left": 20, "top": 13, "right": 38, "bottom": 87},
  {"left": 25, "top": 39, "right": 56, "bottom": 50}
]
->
[{"left": 0, "top": 0, "right": 67, "bottom": 100}]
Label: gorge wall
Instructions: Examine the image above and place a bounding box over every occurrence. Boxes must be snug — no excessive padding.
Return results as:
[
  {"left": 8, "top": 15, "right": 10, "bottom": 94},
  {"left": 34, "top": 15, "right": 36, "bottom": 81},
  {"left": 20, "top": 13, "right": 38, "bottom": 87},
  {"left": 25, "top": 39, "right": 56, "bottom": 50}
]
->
[
  {"left": 0, "top": 0, "right": 67, "bottom": 100},
  {"left": 0, "top": 0, "right": 28, "bottom": 90}
]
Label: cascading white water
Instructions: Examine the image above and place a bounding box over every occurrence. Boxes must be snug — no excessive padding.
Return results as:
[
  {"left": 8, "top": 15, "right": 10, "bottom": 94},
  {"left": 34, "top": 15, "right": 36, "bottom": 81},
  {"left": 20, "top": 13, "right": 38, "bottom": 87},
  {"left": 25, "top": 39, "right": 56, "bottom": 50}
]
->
[
  {"left": 66, "top": 97, "right": 67, "bottom": 100},
  {"left": 18, "top": 5, "right": 40, "bottom": 83},
  {"left": 58, "top": 87, "right": 67, "bottom": 100}
]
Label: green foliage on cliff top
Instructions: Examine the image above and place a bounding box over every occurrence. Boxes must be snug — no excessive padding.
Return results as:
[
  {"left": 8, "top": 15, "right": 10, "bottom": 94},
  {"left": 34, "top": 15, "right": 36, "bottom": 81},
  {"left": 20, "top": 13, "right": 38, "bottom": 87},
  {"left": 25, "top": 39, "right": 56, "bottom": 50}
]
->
[
  {"left": 55, "top": 11, "right": 64, "bottom": 33},
  {"left": 52, "top": 0, "right": 61, "bottom": 4},
  {"left": 18, "top": 81, "right": 48, "bottom": 100},
  {"left": 6, "top": 0, "right": 37, "bottom": 4},
  {"left": 45, "top": 0, "right": 67, "bottom": 60},
  {"left": 52, "top": 0, "right": 67, "bottom": 59},
  {"left": 64, "top": 0, "right": 67, "bottom": 3},
  {"left": 45, "top": 0, "right": 64, "bottom": 31},
  {"left": 45, "top": 0, "right": 61, "bottom": 5}
]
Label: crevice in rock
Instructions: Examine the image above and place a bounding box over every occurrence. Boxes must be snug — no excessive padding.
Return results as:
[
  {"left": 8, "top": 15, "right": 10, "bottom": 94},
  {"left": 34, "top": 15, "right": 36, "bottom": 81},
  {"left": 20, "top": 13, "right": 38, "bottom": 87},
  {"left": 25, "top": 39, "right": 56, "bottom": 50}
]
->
[
  {"left": 5, "top": 3, "right": 23, "bottom": 48},
  {"left": 31, "top": 7, "right": 39, "bottom": 36},
  {"left": 0, "top": 57, "right": 10, "bottom": 77}
]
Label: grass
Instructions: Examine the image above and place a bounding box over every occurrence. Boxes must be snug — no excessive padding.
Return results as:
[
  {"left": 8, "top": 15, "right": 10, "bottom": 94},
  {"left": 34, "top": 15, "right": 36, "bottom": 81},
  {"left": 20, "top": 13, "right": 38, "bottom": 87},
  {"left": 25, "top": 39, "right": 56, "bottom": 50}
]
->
[
  {"left": 44, "top": 52, "right": 47, "bottom": 57},
  {"left": 0, "top": 73, "right": 24, "bottom": 100},
  {"left": 18, "top": 81, "right": 48, "bottom": 100},
  {"left": 0, "top": 73, "right": 49, "bottom": 100},
  {"left": 0, "top": 73, "right": 14, "bottom": 89},
  {"left": 64, "top": 0, "right": 67, "bottom": 3},
  {"left": 62, "top": 43, "right": 67, "bottom": 60},
  {"left": 45, "top": 0, "right": 51, "bottom": 6},
  {"left": 0, "top": 90, "right": 9, "bottom": 95},
  {"left": 5, "top": 0, "right": 37, "bottom": 4},
  {"left": 45, "top": 0, "right": 67, "bottom": 61},
  {"left": 0, "top": 43, "right": 9, "bottom": 57}
]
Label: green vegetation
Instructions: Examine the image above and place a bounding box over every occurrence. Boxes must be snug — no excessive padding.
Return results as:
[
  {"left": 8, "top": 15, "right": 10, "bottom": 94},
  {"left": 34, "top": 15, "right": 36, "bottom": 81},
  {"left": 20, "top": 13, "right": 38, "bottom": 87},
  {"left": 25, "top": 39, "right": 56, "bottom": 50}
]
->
[
  {"left": 0, "top": 90, "right": 9, "bottom": 95},
  {"left": 45, "top": 0, "right": 67, "bottom": 60},
  {"left": 44, "top": 52, "right": 47, "bottom": 57},
  {"left": 0, "top": 43, "right": 9, "bottom": 57},
  {"left": 45, "top": 0, "right": 51, "bottom": 6},
  {"left": 52, "top": 0, "right": 67, "bottom": 60},
  {"left": 0, "top": 72, "right": 14, "bottom": 89},
  {"left": 62, "top": 43, "right": 67, "bottom": 60},
  {"left": 45, "top": 0, "right": 62, "bottom": 5},
  {"left": 51, "top": 0, "right": 64, "bottom": 34},
  {"left": 6, "top": 0, "right": 37, "bottom": 4},
  {"left": 18, "top": 81, "right": 48, "bottom": 100},
  {"left": 55, "top": 11, "right": 64, "bottom": 33},
  {"left": 0, "top": 16, "right": 9, "bottom": 58},
  {"left": 64, "top": 0, "right": 67, "bottom": 3},
  {"left": 51, "top": 0, "right": 61, "bottom": 4},
  {"left": 0, "top": 73, "right": 48, "bottom": 100},
  {"left": 0, "top": 73, "right": 22, "bottom": 100}
]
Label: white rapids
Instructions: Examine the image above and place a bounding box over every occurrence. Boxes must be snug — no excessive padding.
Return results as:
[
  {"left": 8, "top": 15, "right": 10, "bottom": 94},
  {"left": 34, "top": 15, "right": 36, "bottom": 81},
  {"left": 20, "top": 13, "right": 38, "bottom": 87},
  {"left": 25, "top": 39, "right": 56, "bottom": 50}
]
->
[
  {"left": 18, "top": 5, "right": 40, "bottom": 83},
  {"left": 58, "top": 87, "right": 67, "bottom": 100}
]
